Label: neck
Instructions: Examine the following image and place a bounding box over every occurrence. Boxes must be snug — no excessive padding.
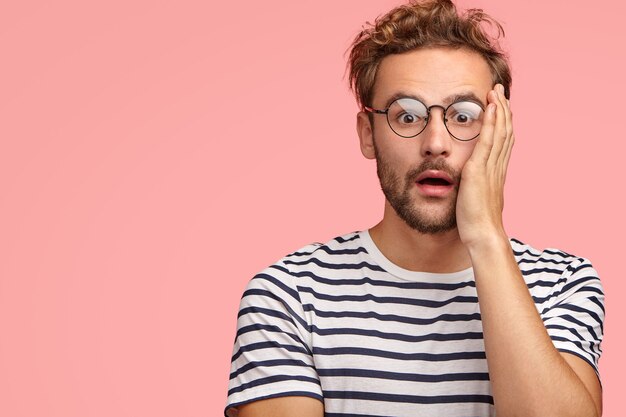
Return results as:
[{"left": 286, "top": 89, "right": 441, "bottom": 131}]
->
[{"left": 369, "top": 203, "right": 473, "bottom": 273}]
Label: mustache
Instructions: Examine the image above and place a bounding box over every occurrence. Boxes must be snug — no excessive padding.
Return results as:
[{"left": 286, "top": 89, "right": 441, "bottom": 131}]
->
[{"left": 405, "top": 159, "right": 460, "bottom": 185}]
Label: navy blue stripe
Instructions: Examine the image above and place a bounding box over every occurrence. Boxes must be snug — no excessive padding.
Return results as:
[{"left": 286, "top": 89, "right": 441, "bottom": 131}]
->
[
  {"left": 566, "top": 261, "right": 592, "bottom": 275},
  {"left": 237, "top": 323, "right": 306, "bottom": 348},
  {"left": 238, "top": 304, "right": 308, "bottom": 330},
  {"left": 545, "top": 324, "right": 585, "bottom": 341},
  {"left": 549, "top": 304, "right": 603, "bottom": 332},
  {"left": 284, "top": 257, "right": 386, "bottom": 272},
  {"left": 521, "top": 267, "right": 568, "bottom": 276},
  {"left": 550, "top": 335, "right": 593, "bottom": 356},
  {"left": 323, "top": 390, "right": 493, "bottom": 405},
  {"left": 561, "top": 275, "right": 601, "bottom": 294},
  {"left": 292, "top": 245, "right": 368, "bottom": 257},
  {"left": 303, "top": 304, "right": 481, "bottom": 326},
  {"left": 225, "top": 392, "right": 323, "bottom": 417},
  {"left": 543, "top": 248, "right": 575, "bottom": 257},
  {"left": 335, "top": 234, "right": 360, "bottom": 243},
  {"left": 228, "top": 374, "right": 321, "bottom": 396},
  {"left": 518, "top": 257, "right": 570, "bottom": 266},
  {"left": 511, "top": 242, "right": 575, "bottom": 261},
  {"left": 527, "top": 277, "right": 567, "bottom": 289},
  {"left": 289, "top": 245, "right": 322, "bottom": 257},
  {"left": 253, "top": 272, "right": 301, "bottom": 302},
  {"left": 545, "top": 313, "right": 599, "bottom": 341},
  {"left": 230, "top": 359, "right": 314, "bottom": 380},
  {"left": 297, "top": 286, "right": 477, "bottom": 307},
  {"left": 231, "top": 341, "right": 308, "bottom": 363},
  {"left": 285, "top": 268, "right": 476, "bottom": 290},
  {"left": 545, "top": 285, "right": 604, "bottom": 307},
  {"left": 240, "top": 290, "right": 308, "bottom": 329},
  {"left": 589, "top": 296, "right": 605, "bottom": 314},
  {"left": 318, "top": 368, "right": 489, "bottom": 382},
  {"left": 531, "top": 282, "right": 603, "bottom": 306},
  {"left": 313, "top": 346, "right": 486, "bottom": 361},
  {"left": 310, "top": 325, "right": 483, "bottom": 343},
  {"left": 510, "top": 239, "right": 542, "bottom": 256}
]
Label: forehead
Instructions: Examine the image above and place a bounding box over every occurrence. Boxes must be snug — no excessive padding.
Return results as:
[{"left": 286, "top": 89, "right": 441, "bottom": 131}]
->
[{"left": 372, "top": 47, "right": 494, "bottom": 107}]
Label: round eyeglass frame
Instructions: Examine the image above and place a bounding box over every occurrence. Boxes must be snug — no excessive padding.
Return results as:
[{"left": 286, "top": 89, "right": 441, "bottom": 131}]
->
[{"left": 364, "top": 98, "right": 484, "bottom": 141}]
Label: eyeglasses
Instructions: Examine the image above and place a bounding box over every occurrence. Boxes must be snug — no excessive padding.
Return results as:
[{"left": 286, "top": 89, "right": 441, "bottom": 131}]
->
[{"left": 364, "top": 97, "right": 485, "bottom": 141}]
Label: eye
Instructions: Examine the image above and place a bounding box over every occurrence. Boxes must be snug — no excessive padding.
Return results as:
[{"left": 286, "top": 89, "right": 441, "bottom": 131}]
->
[
  {"left": 451, "top": 112, "right": 472, "bottom": 124},
  {"left": 398, "top": 112, "right": 423, "bottom": 124},
  {"left": 447, "top": 101, "right": 483, "bottom": 125}
]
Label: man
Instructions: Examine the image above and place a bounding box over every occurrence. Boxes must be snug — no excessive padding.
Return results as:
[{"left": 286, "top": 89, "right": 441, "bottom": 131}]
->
[{"left": 225, "top": 1, "right": 605, "bottom": 416}]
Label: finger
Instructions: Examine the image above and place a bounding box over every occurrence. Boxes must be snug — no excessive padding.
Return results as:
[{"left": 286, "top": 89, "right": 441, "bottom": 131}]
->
[
  {"left": 500, "top": 92, "right": 513, "bottom": 160},
  {"left": 469, "top": 99, "right": 497, "bottom": 165},
  {"left": 501, "top": 132, "right": 515, "bottom": 180},
  {"left": 487, "top": 85, "right": 508, "bottom": 167},
  {"left": 497, "top": 92, "right": 514, "bottom": 173}
]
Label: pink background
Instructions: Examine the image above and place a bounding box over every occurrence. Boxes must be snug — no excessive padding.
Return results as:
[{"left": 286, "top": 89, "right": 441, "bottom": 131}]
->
[{"left": 1, "top": 1, "right": 623, "bottom": 416}]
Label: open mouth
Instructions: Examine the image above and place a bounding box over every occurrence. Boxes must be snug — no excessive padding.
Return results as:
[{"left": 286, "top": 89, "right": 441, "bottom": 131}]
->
[{"left": 417, "top": 177, "right": 452, "bottom": 186}]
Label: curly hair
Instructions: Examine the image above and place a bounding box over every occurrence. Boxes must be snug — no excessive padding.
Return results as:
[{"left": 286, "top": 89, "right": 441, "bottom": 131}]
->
[{"left": 346, "top": 0, "right": 511, "bottom": 111}]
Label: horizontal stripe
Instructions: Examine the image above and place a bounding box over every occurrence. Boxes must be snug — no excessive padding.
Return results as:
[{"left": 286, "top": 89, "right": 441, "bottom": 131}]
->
[
  {"left": 284, "top": 257, "right": 386, "bottom": 272},
  {"left": 334, "top": 234, "right": 360, "bottom": 243},
  {"left": 561, "top": 276, "right": 602, "bottom": 294},
  {"left": 225, "top": 391, "right": 323, "bottom": 416},
  {"left": 547, "top": 313, "right": 600, "bottom": 341},
  {"left": 318, "top": 367, "right": 489, "bottom": 383},
  {"left": 237, "top": 323, "right": 306, "bottom": 348},
  {"left": 239, "top": 291, "right": 308, "bottom": 329},
  {"left": 303, "top": 304, "right": 481, "bottom": 326},
  {"left": 286, "top": 268, "right": 476, "bottom": 290},
  {"left": 527, "top": 277, "right": 567, "bottom": 289},
  {"left": 228, "top": 374, "right": 321, "bottom": 396},
  {"left": 310, "top": 325, "right": 483, "bottom": 343},
  {"left": 297, "top": 286, "right": 477, "bottom": 307},
  {"left": 323, "top": 390, "right": 494, "bottom": 405},
  {"left": 520, "top": 266, "right": 569, "bottom": 276},
  {"left": 230, "top": 358, "right": 314, "bottom": 380},
  {"left": 252, "top": 272, "right": 301, "bottom": 302},
  {"left": 548, "top": 304, "right": 603, "bottom": 332},
  {"left": 312, "top": 346, "right": 486, "bottom": 362},
  {"left": 231, "top": 341, "right": 309, "bottom": 363},
  {"left": 518, "top": 257, "right": 570, "bottom": 266},
  {"left": 545, "top": 324, "right": 585, "bottom": 342},
  {"left": 292, "top": 245, "right": 368, "bottom": 257}
]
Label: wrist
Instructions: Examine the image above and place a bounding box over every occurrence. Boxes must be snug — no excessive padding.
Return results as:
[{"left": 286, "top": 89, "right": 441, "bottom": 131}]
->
[{"left": 464, "top": 229, "right": 511, "bottom": 258}]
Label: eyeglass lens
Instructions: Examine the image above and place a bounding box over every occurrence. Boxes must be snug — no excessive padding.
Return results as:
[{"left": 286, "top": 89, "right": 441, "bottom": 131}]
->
[{"left": 387, "top": 98, "right": 484, "bottom": 140}]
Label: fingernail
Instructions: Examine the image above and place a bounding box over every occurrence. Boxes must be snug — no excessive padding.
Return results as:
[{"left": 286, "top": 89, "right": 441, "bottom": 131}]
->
[
  {"left": 488, "top": 103, "right": 496, "bottom": 114},
  {"left": 499, "top": 84, "right": 505, "bottom": 94}
]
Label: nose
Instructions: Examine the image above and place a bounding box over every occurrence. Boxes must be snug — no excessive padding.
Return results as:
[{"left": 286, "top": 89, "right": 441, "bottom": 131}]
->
[{"left": 419, "top": 106, "right": 452, "bottom": 158}]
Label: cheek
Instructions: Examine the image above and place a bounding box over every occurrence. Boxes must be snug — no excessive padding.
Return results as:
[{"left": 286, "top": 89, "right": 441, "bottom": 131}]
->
[{"left": 457, "top": 141, "right": 477, "bottom": 167}]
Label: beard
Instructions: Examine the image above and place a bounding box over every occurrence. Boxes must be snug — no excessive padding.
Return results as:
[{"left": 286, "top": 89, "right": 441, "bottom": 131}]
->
[{"left": 374, "top": 142, "right": 461, "bottom": 234}]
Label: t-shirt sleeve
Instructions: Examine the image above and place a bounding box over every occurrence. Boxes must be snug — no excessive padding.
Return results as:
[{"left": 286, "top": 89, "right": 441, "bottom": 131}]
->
[
  {"left": 225, "top": 262, "right": 323, "bottom": 416},
  {"left": 541, "top": 257, "right": 605, "bottom": 378}
]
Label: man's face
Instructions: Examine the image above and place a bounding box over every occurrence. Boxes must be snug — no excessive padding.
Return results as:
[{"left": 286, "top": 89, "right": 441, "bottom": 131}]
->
[{"left": 357, "top": 47, "right": 494, "bottom": 234}]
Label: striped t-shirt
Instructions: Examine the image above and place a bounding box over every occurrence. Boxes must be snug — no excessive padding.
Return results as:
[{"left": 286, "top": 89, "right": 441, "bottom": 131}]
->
[{"left": 225, "top": 230, "right": 604, "bottom": 417}]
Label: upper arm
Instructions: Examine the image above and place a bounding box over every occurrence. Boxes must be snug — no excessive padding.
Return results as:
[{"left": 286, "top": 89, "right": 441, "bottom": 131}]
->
[
  {"left": 226, "top": 265, "right": 323, "bottom": 416},
  {"left": 235, "top": 396, "right": 324, "bottom": 417},
  {"left": 561, "top": 352, "right": 602, "bottom": 417}
]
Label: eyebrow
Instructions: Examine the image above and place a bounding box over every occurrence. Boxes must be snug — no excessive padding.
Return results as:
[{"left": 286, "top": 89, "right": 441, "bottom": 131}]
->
[{"left": 382, "top": 91, "right": 485, "bottom": 109}]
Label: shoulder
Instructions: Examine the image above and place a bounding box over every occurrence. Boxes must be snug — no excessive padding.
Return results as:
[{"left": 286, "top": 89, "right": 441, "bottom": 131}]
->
[
  {"left": 509, "top": 237, "right": 596, "bottom": 277},
  {"left": 509, "top": 237, "right": 603, "bottom": 305},
  {"left": 245, "top": 231, "right": 368, "bottom": 291},
  {"left": 262, "top": 231, "right": 369, "bottom": 273}
]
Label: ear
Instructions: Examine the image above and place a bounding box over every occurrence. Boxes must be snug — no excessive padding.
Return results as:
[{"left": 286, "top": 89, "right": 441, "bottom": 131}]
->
[{"left": 357, "top": 111, "right": 376, "bottom": 160}]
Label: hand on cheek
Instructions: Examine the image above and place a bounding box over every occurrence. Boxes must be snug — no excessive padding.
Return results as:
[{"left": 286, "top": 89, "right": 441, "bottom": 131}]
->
[{"left": 455, "top": 84, "right": 515, "bottom": 248}]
